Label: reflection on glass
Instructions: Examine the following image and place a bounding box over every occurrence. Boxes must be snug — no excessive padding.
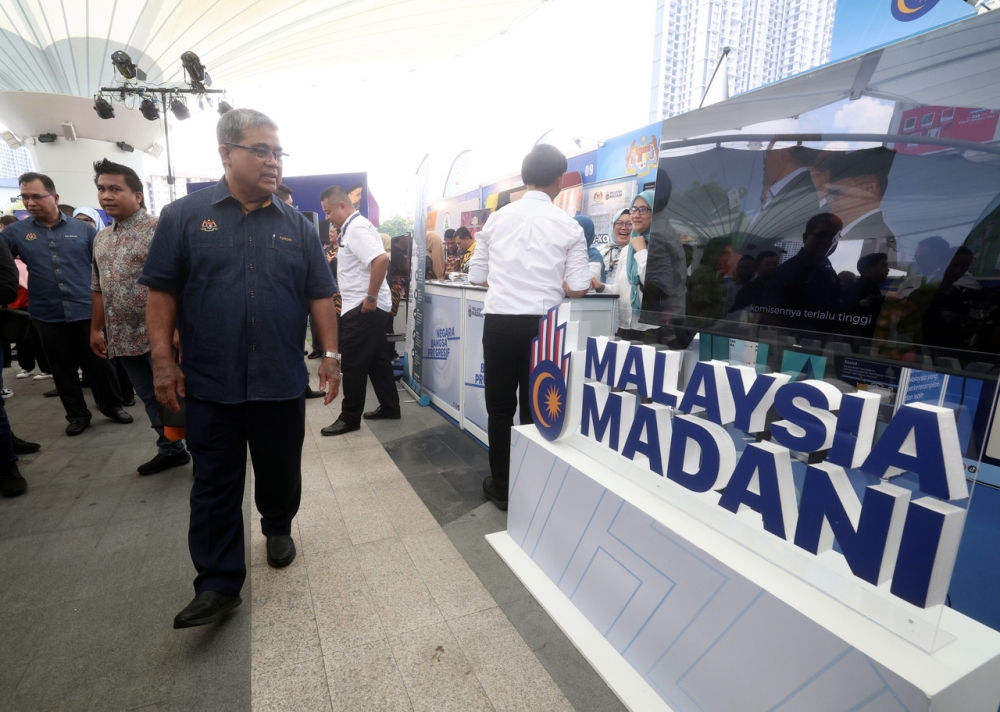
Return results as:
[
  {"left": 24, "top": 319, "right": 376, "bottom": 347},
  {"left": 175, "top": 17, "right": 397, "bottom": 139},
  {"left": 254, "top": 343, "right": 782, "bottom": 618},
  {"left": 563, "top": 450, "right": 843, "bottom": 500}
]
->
[{"left": 635, "top": 132, "right": 1000, "bottom": 370}]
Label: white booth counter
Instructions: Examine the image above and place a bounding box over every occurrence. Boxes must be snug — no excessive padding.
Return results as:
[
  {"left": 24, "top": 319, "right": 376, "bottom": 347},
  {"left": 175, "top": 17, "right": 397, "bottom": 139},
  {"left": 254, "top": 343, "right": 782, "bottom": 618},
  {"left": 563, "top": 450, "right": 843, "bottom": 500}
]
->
[{"left": 419, "top": 281, "right": 617, "bottom": 445}]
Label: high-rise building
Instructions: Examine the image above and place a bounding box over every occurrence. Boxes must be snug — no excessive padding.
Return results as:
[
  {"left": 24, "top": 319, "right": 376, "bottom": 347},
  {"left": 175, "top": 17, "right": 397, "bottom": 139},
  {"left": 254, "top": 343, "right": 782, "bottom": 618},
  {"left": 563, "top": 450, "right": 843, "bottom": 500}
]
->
[
  {"left": 0, "top": 142, "right": 34, "bottom": 180},
  {"left": 650, "top": 0, "right": 837, "bottom": 121}
]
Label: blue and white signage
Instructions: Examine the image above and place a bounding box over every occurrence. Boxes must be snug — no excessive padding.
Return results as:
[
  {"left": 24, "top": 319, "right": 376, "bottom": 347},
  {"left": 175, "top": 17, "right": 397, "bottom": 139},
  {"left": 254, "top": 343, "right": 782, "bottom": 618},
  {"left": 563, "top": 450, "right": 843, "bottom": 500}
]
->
[{"left": 529, "top": 306, "right": 971, "bottom": 610}]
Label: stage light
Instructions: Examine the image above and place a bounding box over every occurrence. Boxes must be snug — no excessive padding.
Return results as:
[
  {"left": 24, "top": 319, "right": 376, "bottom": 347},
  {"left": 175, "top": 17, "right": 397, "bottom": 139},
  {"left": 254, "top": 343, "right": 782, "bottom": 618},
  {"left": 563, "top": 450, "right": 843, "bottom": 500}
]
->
[
  {"left": 217, "top": 101, "right": 233, "bottom": 115},
  {"left": 94, "top": 96, "right": 115, "bottom": 119},
  {"left": 180, "top": 51, "right": 211, "bottom": 90},
  {"left": 170, "top": 98, "right": 190, "bottom": 121},
  {"left": 37, "top": 133, "right": 56, "bottom": 143},
  {"left": 111, "top": 50, "right": 147, "bottom": 81},
  {"left": 116, "top": 141, "right": 134, "bottom": 153},
  {"left": 139, "top": 98, "right": 160, "bottom": 121}
]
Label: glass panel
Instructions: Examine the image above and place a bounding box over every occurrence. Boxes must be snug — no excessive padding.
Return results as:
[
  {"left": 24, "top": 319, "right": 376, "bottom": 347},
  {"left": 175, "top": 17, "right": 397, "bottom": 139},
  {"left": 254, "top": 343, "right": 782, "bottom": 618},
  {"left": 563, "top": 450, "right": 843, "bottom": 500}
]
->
[{"left": 602, "top": 128, "right": 1000, "bottom": 651}]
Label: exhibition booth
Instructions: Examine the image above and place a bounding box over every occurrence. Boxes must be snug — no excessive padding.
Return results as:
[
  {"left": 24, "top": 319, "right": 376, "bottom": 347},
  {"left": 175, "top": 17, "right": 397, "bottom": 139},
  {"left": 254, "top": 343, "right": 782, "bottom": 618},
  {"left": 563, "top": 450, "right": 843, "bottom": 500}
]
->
[{"left": 401, "top": 14, "right": 1000, "bottom": 706}]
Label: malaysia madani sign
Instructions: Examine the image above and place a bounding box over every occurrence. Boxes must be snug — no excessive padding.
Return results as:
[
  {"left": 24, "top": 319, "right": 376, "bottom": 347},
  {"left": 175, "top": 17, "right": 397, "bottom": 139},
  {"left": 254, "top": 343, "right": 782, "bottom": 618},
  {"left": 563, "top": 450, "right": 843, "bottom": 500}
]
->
[{"left": 529, "top": 306, "right": 969, "bottom": 610}]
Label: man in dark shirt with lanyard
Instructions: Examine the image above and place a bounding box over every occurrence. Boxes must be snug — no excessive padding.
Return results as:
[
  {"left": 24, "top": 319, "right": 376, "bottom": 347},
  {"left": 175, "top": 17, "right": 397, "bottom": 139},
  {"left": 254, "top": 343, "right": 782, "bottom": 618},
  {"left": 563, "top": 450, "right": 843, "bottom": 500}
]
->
[
  {"left": 141, "top": 109, "right": 341, "bottom": 628},
  {"left": 4, "top": 172, "right": 131, "bottom": 436}
]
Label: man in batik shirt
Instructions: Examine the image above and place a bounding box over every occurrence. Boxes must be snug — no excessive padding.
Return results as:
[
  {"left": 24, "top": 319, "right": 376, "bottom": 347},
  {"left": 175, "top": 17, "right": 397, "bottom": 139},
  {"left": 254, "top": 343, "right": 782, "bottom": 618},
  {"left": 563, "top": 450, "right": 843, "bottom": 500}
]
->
[{"left": 90, "top": 159, "right": 191, "bottom": 476}]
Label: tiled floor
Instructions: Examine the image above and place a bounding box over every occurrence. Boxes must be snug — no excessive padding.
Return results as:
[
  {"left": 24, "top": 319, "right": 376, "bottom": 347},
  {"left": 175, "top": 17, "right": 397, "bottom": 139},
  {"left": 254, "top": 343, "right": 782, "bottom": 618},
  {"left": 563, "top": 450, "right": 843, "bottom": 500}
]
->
[{"left": 0, "top": 360, "right": 623, "bottom": 711}]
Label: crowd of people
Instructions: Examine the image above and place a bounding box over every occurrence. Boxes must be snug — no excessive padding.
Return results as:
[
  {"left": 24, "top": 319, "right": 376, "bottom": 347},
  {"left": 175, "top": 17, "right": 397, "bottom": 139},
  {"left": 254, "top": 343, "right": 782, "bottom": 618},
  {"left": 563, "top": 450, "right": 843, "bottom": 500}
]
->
[
  {"left": 0, "top": 108, "right": 408, "bottom": 629},
  {"left": 5, "top": 106, "right": 993, "bottom": 630}
]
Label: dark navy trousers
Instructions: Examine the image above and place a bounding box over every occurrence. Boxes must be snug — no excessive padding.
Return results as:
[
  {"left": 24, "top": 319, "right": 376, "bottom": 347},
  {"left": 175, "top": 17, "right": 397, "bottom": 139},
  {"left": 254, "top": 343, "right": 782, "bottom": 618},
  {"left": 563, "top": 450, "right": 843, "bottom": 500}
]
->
[{"left": 186, "top": 394, "right": 305, "bottom": 595}]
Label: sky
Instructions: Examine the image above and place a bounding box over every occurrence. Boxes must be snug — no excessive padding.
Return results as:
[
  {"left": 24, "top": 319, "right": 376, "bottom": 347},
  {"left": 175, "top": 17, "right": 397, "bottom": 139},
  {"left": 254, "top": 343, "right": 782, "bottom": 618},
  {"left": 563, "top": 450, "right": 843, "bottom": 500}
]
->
[{"left": 163, "top": 0, "right": 656, "bottom": 219}]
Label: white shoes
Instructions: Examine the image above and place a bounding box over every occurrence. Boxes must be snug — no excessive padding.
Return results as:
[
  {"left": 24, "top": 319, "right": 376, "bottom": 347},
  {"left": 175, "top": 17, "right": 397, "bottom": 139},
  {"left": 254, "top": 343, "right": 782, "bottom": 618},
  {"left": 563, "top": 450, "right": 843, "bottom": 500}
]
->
[
  {"left": 0, "top": 389, "right": 12, "bottom": 398},
  {"left": 33, "top": 372, "right": 52, "bottom": 381},
  {"left": 15, "top": 369, "right": 32, "bottom": 379}
]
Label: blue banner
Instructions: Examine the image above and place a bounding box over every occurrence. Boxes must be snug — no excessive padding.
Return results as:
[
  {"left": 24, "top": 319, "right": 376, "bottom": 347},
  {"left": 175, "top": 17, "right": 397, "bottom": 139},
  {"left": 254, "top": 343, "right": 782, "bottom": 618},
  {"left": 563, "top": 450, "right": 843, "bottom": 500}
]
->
[
  {"left": 595, "top": 121, "right": 661, "bottom": 184},
  {"left": 830, "top": 0, "right": 971, "bottom": 62}
]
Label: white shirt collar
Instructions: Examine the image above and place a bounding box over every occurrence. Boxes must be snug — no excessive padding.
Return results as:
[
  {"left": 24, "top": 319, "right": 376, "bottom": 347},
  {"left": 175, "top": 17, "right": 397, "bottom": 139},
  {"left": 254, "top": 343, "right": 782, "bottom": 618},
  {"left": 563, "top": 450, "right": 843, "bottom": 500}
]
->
[
  {"left": 522, "top": 190, "right": 553, "bottom": 203},
  {"left": 840, "top": 208, "right": 881, "bottom": 237},
  {"left": 764, "top": 167, "right": 809, "bottom": 206}
]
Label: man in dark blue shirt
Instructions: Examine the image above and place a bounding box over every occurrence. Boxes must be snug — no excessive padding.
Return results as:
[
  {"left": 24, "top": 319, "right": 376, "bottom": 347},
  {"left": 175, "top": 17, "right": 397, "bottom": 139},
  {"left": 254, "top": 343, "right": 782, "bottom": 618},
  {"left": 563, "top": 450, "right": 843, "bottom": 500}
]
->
[
  {"left": 141, "top": 108, "right": 341, "bottom": 629},
  {"left": 4, "top": 172, "right": 132, "bottom": 435}
]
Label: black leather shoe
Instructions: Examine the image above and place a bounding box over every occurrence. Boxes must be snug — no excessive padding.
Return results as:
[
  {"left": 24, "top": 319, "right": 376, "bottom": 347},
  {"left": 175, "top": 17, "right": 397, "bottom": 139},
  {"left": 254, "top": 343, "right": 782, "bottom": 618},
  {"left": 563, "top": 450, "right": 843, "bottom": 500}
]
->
[
  {"left": 304, "top": 389, "right": 326, "bottom": 399},
  {"left": 137, "top": 451, "right": 192, "bottom": 476},
  {"left": 307, "top": 351, "right": 323, "bottom": 360},
  {"left": 483, "top": 476, "right": 508, "bottom": 511},
  {"left": 43, "top": 388, "right": 59, "bottom": 398},
  {"left": 173, "top": 591, "right": 242, "bottom": 629},
  {"left": 266, "top": 535, "right": 296, "bottom": 568},
  {"left": 321, "top": 419, "right": 360, "bottom": 436},
  {"left": 122, "top": 398, "right": 136, "bottom": 407},
  {"left": 101, "top": 406, "right": 134, "bottom": 424},
  {"left": 66, "top": 419, "right": 90, "bottom": 436},
  {"left": 363, "top": 406, "right": 401, "bottom": 420},
  {"left": 0, "top": 463, "right": 27, "bottom": 497},
  {"left": 11, "top": 435, "right": 40, "bottom": 454}
]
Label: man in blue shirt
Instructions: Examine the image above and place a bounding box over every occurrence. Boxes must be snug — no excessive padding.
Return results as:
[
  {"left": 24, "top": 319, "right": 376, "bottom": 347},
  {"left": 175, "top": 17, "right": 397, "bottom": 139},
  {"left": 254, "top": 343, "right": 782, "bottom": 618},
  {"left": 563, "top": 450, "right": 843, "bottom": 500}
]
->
[
  {"left": 4, "top": 172, "right": 132, "bottom": 436},
  {"left": 141, "top": 108, "right": 342, "bottom": 629}
]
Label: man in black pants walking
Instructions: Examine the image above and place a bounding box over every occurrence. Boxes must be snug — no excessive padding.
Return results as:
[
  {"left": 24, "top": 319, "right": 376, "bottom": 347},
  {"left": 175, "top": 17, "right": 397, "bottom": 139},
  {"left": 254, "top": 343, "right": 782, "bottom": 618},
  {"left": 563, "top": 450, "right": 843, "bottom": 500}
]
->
[
  {"left": 468, "top": 145, "right": 591, "bottom": 510},
  {"left": 4, "top": 172, "right": 131, "bottom": 436},
  {"left": 319, "top": 186, "right": 400, "bottom": 436}
]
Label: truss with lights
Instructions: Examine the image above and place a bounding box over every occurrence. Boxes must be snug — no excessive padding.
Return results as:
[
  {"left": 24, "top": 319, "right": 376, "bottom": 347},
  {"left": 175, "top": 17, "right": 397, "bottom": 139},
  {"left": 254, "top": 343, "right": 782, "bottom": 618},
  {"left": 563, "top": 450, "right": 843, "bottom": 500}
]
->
[{"left": 94, "top": 51, "right": 231, "bottom": 202}]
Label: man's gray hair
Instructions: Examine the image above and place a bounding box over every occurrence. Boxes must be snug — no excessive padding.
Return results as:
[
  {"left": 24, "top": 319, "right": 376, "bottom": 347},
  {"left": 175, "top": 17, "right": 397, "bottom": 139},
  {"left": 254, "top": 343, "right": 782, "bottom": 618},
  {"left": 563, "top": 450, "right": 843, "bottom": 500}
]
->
[{"left": 216, "top": 108, "right": 278, "bottom": 145}]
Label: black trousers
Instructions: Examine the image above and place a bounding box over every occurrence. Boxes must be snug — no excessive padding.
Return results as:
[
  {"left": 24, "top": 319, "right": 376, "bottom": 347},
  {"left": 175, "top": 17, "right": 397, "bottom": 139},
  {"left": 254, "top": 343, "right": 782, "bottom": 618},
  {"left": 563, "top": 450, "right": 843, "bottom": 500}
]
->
[
  {"left": 186, "top": 395, "right": 305, "bottom": 595},
  {"left": 16, "top": 321, "right": 50, "bottom": 373},
  {"left": 32, "top": 318, "right": 122, "bottom": 423},
  {"left": 338, "top": 306, "right": 399, "bottom": 424},
  {"left": 483, "top": 314, "right": 540, "bottom": 490}
]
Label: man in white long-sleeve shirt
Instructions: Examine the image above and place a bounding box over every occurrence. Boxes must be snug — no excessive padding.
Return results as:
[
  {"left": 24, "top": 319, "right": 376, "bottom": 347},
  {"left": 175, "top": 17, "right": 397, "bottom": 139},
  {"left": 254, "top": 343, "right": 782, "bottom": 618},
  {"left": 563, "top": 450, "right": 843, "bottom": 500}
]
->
[{"left": 468, "top": 145, "right": 591, "bottom": 510}]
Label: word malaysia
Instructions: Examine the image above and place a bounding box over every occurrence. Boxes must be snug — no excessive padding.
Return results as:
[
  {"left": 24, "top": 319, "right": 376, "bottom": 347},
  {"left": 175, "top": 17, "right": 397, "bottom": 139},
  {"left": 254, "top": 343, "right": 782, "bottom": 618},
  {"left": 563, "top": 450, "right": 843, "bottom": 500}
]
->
[{"left": 579, "top": 337, "right": 967, "bottom": 609}]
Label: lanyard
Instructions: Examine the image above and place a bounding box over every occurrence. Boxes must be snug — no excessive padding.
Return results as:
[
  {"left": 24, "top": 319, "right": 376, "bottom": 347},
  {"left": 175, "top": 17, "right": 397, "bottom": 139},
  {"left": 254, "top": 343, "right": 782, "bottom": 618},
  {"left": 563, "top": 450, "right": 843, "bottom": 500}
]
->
[{"left": 337, "top": 212, "right": 360, "bottom": 247}]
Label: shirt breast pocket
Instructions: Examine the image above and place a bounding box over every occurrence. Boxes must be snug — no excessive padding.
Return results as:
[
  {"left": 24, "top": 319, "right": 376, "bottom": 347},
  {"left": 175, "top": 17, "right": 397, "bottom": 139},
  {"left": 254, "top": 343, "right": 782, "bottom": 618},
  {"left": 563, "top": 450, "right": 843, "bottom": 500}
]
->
[
  {"left": 266, "top": 234, "right": 303, "bottom": 283},
  {"left": 190, "top": 231, "right": 236, "bottom": 281}
]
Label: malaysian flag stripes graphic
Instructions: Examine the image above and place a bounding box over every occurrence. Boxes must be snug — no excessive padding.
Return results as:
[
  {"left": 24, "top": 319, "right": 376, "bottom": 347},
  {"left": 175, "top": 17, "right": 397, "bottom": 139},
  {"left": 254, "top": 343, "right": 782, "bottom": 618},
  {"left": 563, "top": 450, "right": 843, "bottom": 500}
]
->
[{"left": 531, "top": 306, "right": 570, "bottom": 379}]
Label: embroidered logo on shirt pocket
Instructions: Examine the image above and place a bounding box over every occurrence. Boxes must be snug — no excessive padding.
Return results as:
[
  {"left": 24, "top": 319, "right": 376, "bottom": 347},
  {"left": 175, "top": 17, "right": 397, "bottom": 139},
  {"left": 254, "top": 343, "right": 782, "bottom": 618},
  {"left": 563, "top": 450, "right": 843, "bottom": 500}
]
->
[{"left": 201, "top": 219, "right": 219, "bottom": 232}]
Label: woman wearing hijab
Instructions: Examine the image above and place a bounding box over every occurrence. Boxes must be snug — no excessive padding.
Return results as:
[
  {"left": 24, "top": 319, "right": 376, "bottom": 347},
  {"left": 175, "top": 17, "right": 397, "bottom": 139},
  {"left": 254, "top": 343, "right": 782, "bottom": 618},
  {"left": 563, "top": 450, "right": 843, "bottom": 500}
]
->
[
  {"left": 573, "top": 215, "right": 604, "bottom": 282},
  {"left": 600, "top": 208, "right": 632, "bottom": 279},
  {"left": 592, "top": 191, "right": 659, "bottom": 340},
  {"left": 425, "top": 231, "right": 446, "bottom": 280},
  {"left": 72, "top": 206, "right": 105, "bottom": 230}
]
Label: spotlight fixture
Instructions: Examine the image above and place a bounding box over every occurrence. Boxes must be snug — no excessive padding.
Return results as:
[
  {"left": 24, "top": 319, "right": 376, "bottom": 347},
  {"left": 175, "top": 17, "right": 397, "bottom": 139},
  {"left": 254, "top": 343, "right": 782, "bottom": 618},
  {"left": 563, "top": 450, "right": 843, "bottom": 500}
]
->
[
  {"left": 139, "top": 98, "right": 160, "bottom": 121},
  {"left": 111, "top": 50, "right": 147, "bottom": 81},
  {"left": 94, "top": 96, "right": 115, "bottom": 119},
  {"left": 116, "top": 141, "right": 135, "bottom": 153},
  {"left": 180, "top": 51, "right": 211, "bottom": 90},
  {"left": 217, "top": 101, "right": 233, "bottom": 115},
  {"left": 37, "top": 133, "right": 57, "bottom": 143},
  {"left": 170, "top": 98, "right": 190, "bottom": 121}
]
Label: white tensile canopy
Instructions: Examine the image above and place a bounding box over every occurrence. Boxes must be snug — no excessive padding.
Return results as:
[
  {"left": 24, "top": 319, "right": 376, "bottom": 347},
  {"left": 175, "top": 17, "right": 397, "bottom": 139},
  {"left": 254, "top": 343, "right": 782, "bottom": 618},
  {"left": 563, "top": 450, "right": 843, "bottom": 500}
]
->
[{"left": 0, "top": 0, "right": 546, "bottom": 96}]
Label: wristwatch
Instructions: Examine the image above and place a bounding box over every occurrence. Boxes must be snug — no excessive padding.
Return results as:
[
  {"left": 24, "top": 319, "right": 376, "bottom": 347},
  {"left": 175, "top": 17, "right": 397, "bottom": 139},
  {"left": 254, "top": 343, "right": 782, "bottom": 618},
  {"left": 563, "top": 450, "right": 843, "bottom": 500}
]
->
[
  {"left": 365, "top": 294, "right": 377, "bottom": 302},
  {"left": 322, "top": 352, "right": 342, "bottom": 362}
]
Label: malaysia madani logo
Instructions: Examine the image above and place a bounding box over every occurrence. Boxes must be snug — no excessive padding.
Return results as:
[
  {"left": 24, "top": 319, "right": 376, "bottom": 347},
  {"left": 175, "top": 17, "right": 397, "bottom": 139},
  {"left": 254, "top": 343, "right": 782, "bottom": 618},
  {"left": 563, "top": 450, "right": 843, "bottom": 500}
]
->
[
  {"left": 891, "top": 0, "right": 939, "bottom": 21},
  {"left": 530, "top": 306, "right": 571, "bottom": 441}
]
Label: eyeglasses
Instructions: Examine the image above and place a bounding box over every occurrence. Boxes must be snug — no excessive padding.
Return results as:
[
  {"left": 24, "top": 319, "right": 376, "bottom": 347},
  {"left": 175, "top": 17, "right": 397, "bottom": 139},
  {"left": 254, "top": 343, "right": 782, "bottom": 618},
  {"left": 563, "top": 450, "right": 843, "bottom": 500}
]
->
[
  {"left": 225, "top": 143, "right": 288, "bottom": 161},
  {"left": 630, "top": 206, "right": 650, "bottom": 215},
  {"left": 613, "top": 220, "right": 632, "bottom": 228},
  {"left": 17, "top": 193, "right": 53, "bottom": 203}
]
